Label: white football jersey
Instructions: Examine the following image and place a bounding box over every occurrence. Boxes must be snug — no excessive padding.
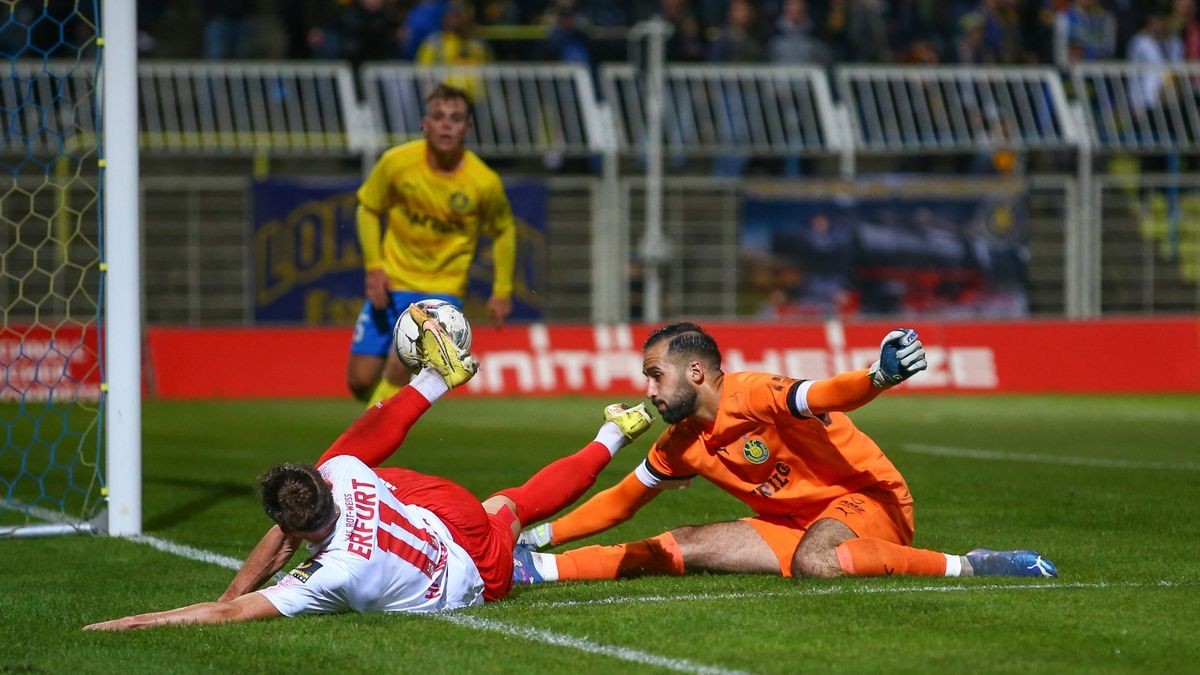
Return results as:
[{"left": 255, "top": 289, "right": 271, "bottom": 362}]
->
[{"left": 258, "top": 456, "right": 485, "bottom": 616}]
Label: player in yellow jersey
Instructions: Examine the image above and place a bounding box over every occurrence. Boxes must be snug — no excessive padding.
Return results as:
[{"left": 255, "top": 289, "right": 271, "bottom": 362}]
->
[
  {"left": 348, "top": 83, "right": 516, "bottom": 405},
  {"left": 512, "top": 322, "right": 1058, "bottom": 585}
]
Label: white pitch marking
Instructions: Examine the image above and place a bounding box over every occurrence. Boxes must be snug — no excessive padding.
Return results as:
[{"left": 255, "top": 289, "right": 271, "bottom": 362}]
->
[
  {"left": 127, "top": 534, "right": 245, "bottom": 571},
  {"left": 899, "top": 443, "right": 1200, "bottom": 471},
  {"left": 440, "top": 614, "right": 749, "bottom": 675},
  {"left": 114, "top": 534, "right": 744, "bottom": 674},
  {"left": 518, "top": 580, "right": 1180, "bottom": 609}
]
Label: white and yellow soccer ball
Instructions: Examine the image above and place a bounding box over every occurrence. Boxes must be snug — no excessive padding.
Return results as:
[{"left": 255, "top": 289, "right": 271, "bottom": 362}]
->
[{"left": 392, "top": 299, "right": 473, "bottom": 372}]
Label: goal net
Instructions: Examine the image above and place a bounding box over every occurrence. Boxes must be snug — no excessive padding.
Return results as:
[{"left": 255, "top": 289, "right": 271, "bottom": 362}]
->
[{"left": 0, "top": 1, "right": 106, "bottom": 536}]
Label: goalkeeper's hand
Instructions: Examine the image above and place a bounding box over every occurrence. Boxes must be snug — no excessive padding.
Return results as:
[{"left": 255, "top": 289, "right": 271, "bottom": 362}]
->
[
  {"left": 517, "top": 522, "right": 553, "bottom": 551},
  {"left": 868, "top": 328, "right": 927, "bottom": 389}
]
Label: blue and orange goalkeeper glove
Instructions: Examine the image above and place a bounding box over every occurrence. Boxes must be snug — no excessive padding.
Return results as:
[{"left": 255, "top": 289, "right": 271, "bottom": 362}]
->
[{"left": 868, "top": 328, "right": 927, "bottom": 389}]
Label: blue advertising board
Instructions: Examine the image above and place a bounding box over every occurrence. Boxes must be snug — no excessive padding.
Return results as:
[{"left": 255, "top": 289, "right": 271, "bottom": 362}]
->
[
  {"left": 741, "top": 179, "right": 1030, "bottom": 318},
  {"left": 252, "top": 178, "right": 546, "bottom": 324}
]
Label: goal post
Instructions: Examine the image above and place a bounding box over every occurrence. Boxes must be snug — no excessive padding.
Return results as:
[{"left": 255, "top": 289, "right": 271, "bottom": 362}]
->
[
  {"left": 0, "top": 0, "right": 141, "bottom": 538},
  {"left": 101, "top": 0, "right": 141, "bottom": 536}
]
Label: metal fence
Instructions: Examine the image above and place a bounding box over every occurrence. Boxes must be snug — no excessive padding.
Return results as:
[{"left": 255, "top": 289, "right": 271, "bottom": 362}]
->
[
  {"left": 137, "top": 61, "right": 364, "bottom": 155},
  {"left": 360, "top": 63, "right": 607, "bottom": 157},
  {"left": 836, "top": 65, "right": 1078, "bottom": 153},
  {"left": 6, "top": 59, "right": 1198, "bottom": 323},
  {"left": 601, "top": 64, "right": 844, "bottom": 158}
]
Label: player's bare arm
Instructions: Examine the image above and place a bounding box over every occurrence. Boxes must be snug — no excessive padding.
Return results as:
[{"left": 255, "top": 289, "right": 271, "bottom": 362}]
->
[
  {"left": 355, "top": 205, "right": 390, "bottom": 309},
  {"left": 84, "top": 591, "right": 282, "bottom": 631},
  {"left": 218, "top": 525, "right": 299, "bottom": 601},
  {"left": 486, "top": 296, "right": 513, "bottom": 326}
]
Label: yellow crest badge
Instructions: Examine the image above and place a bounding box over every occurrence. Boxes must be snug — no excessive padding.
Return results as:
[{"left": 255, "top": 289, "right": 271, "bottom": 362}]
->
[
  {"left": 449, "top": 191, "right": 470, "bottom": 212},
  {"left": 743, "top": 439, "right": 769, "bottom": 464}
]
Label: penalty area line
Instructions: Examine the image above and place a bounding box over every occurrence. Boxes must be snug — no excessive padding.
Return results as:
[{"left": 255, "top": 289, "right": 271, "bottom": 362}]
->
[
  {"left": 517, "top": 579, "right": 1184, "bottom": 609},
  {"left": 121, "top": 533, "right": 743, "bottom": 675}
]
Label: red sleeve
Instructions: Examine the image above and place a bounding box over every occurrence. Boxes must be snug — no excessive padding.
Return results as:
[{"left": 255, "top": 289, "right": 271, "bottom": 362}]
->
[{"left": 316, "top": 388, "right": 431, "bottom": 468}]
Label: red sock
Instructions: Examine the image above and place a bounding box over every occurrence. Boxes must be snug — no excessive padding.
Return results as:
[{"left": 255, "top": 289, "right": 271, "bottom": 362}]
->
[
  {"left": 316, "top": 386, "right": 431, "bottom": 467},
  {"left": 492, "top": 442, "right": 612, "bottom": 524},
  {"left": 555, "top": 533, "right": 685, "bottom": 580},
  {"left": 835, "top": 538, "right": 948, "bottom": 577}
]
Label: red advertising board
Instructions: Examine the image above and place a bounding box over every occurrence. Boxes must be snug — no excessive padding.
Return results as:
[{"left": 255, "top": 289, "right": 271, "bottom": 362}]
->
[
  {"left": 0, "top": 325, "right": 102, "bottom": 402},
  {"left": 145, "top": 318, "right": 1200, "bottom": 399}
]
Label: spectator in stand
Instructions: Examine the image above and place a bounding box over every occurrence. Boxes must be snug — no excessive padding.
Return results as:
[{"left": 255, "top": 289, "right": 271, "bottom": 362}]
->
[
  {"left": 980, "top": 0, "right": 1028, "bottom": 63},
  {"left": 404, "top": 0, "right": 448, "bottom": 60},
  {"left": 707, "top": 0, "right": 766, "bottom": 177},
  {"left": 707, "top": 0, "right": 766, "bottom": 62},
  {"left": 339, "top": 0, "right": 404, "bottom": 67},
  {"left": 416, "top": 2, "right": 492, "bottom": 67},
  {"left": 540, "top": 0, "right": 595, "bottom": 68},
  {"left": 1053, "top": 0, "right": 1117, "bottom": 69},
  {"left": 957, "top": 12, "right": 999, "bottom": 63},
  {"left": 1109, "top": 0, "right": 1148, "bottom": 57},
  {"left": 416, "top": 2, "right": 493, "bottom": 100},
  {"left": 656, "top": 0, "right": 707, "bottom": 62},
  {"left": 203, "top": 0, "right": 255, "bottom": 59},
  {"left": 300, "top": 0, "right": 402, "bottom": 66},
  {"left": 1127, "top": 4, "right": 1185, "bottom": 114},
  {"left": 768, "top": 0, "right": 833, "bottom": 68},
  {"left": 825, "top": 0, "right": 892, "bottom": 63},
  {"left": 1177, "top": 0, "right": 1200, "bottom": 60}
]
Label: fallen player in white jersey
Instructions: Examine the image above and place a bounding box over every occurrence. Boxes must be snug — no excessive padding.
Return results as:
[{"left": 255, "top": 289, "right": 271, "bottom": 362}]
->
[{"left": 84, "top": 306, "right": 654, "bottom": 629}]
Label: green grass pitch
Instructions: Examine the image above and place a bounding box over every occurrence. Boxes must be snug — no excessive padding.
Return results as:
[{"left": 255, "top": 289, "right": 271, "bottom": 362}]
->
[{"left": 3, "top": 394, "right": 1198, "bottom": 673}]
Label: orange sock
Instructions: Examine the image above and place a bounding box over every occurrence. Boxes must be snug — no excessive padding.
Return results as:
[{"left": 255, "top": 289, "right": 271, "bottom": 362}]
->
[
  {"left": 555, "top": 533, "right": 685, "bottom": 580},
  {"left": 835, "top": 538, "right": 948, "bottom": 577}
]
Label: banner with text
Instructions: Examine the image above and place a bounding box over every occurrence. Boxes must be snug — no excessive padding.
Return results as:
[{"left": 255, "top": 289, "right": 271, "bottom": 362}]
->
[
  {"left": 251, "top": 178, "right": 546, "bottom": 325},
  {"left": 741, "top": 178, "right": 1029, "bottom": 320},
  {"left": 146, "top": 318, "right": 1200, "bottom": 398}
]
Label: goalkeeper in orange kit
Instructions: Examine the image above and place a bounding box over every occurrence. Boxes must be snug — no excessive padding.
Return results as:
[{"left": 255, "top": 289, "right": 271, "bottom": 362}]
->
[{"left": 513, "top": 323, "right": 1057, "bottom": 584}]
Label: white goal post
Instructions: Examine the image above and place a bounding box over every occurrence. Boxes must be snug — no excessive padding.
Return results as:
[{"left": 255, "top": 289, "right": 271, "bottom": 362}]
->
[
  {"left": 0, "top": 0, "right": 141, "bottom": 538},
  {"left": 102, "top": 0, "right": 142, "bottom": 537}
]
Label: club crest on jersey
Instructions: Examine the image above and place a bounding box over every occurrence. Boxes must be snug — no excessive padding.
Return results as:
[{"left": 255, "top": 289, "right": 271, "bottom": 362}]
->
[
  {"left": 449, "top": 191, "right": 470, "bottom": 212},
  {"left": 743, "top": 439, "right": 770, "bottom": 464},
  {"left": 289, "top": 558, "right": 323, "bottom": 583}
]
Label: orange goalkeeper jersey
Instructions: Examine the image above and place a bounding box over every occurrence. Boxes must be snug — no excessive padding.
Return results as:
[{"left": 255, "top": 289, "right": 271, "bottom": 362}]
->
[{"left": 640, "top": 371, "right": 911, "bottom": 521}]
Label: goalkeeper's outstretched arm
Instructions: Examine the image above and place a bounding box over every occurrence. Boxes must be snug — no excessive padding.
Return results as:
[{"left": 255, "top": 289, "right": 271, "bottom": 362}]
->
[
  {"left": 804, "top": 328, "right": 928, "bottom": 415},
  {"left": 522, "top": 472, "right": 662, "bottom": 548}
]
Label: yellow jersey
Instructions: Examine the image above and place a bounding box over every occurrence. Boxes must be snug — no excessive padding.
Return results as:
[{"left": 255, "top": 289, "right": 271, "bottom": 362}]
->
[{"left": 357, "top": 140, "right": 515, "bottom": 299}]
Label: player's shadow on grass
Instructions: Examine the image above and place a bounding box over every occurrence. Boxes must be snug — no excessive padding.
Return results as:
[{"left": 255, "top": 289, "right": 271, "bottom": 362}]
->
[{"left": 143, "top": 475, "right": 253, "bottom": 531}]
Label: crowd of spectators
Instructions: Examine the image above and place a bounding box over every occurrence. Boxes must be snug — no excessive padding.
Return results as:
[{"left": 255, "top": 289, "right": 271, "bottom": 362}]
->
[
  {"left": 2, "top": 0, "right": 1198, "bottom": 68},
  {"left": 176, "top": 0, "right": 1200, "bottom": 69}
]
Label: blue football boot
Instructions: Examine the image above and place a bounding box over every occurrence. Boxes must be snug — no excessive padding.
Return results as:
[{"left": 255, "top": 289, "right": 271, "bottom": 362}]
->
[{"left": 966, "top": 549, "right": 1058, "bottom": 577}]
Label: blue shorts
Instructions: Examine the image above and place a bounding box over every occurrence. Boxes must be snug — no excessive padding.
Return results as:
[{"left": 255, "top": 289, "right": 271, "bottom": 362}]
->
[{"left": 350, "top": 291, "right": 462, "bottom": 357}]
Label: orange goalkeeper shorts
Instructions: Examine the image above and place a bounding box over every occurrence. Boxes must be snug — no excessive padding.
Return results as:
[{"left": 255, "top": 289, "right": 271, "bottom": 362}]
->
[{"left": 743, "top": 490, "right": 915, "bottom": 577}]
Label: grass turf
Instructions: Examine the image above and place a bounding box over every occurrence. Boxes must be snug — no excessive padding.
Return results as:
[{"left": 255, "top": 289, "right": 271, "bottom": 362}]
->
[{"left": 2, "top": 394, "right": 1198, "bottom": 673}]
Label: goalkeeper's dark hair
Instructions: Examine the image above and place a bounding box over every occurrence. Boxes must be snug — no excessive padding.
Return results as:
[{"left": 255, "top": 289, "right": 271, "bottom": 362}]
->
[
  {"left": 643, "top": 322, "right": 722, "bottom": 370},
  {"left": 257, "top": 463, "right": 336, "bottom": 534},
  {"left": 426, "top": 82, "right": 475, "bottom": 124}
]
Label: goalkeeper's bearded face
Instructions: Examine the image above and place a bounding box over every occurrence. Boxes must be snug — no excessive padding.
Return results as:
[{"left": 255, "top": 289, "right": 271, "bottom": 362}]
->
[{"left": 648, "top": 363, "right": 699, "bottom": 424}]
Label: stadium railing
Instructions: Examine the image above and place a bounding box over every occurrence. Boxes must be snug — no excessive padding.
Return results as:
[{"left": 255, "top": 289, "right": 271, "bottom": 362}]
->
[
  {"left": 8, "top": 59, "right": 1195, "bottom": 329},
  {"left": 1073, "top": 63, "right": 1200, "bottom": 316},
  {"left": 359, "top": 62, "right": 610, "bottom": 158}
]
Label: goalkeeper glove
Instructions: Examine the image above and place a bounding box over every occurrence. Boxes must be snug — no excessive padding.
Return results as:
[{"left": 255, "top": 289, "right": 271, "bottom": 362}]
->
[
  {"left": 516, "top": 522, "right": 553, "bottom": 551},
  {"left": 868, "top": 328, "right": 927, "bottom": 389}
]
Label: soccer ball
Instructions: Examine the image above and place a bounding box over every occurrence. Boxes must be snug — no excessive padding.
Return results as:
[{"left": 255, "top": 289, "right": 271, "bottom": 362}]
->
[{"left": 393, "top": 299, "right": 473, "bottom": 372}]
